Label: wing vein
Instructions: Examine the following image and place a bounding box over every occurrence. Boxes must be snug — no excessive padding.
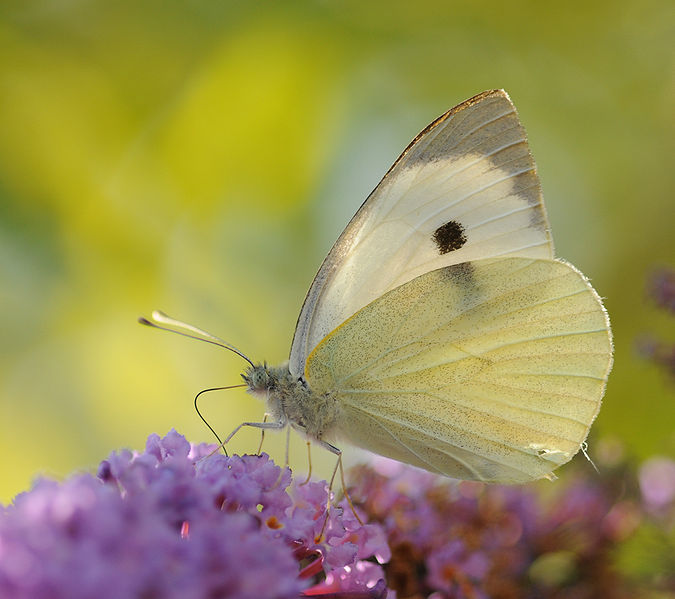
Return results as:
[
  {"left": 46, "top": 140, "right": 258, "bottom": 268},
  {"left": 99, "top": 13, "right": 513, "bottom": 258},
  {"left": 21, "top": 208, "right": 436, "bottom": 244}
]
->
[{"left": 346, "top": 402, "right": 543, "bottom": 478}]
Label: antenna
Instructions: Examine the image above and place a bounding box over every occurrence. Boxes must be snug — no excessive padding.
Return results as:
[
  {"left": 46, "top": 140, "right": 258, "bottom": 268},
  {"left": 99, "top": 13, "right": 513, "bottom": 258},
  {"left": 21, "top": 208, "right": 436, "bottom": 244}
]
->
[
  {"left": 138, "top": 310, "right": 254, "bottom": 367},
  {"left": 139, "top": 310, "right": 255, "bottom": 451}
]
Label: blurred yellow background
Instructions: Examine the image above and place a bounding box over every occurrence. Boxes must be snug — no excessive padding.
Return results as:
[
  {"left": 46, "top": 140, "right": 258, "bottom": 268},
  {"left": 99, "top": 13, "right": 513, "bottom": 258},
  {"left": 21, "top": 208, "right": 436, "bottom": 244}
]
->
[{"left": 1, "top": 0, "right": 673, "bottom": 502}]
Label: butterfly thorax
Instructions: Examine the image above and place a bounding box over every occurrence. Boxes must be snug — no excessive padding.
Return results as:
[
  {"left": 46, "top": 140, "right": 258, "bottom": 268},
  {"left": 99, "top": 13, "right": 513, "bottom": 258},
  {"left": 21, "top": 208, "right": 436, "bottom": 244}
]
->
[{"left": 242, "top": 363, "right": 339, "bottom": 442}]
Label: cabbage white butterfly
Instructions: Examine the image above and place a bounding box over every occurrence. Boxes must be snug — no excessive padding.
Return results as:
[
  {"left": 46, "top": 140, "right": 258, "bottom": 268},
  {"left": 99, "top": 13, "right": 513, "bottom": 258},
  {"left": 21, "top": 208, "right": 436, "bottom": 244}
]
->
[{"left": 145, "top": 90, "right": 613, "bottom": 484}]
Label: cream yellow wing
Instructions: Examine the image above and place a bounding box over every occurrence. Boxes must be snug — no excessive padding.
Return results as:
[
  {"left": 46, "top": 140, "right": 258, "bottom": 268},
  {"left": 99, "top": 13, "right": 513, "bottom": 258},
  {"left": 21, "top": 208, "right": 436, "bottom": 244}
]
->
[
  {"left": 290, "top": 90, "right": 552, "bottom": 377},
  {"left": 305, "top": 257, "right": 612, "bottom": 483}
]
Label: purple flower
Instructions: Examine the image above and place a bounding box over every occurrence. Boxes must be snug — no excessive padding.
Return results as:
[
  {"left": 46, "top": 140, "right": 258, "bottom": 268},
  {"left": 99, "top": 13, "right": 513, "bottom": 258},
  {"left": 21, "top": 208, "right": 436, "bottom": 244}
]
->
[
  {"left": 426, "top": 539, "right": 490, "bottom": 597},
  {"left": 4, "top": 430, "right": 672, "bottom": 598},
  {"left": 638, "top": 267, "right": 675, "bottom": 377},
  {"left": 648, "top": 268, "right": 675, "bottom": 314},
  {"left": 348, "top": 457, "right": 675, "bottom": 599},
  {"left": 639, "top": 457, "right": 675, "bottom": 511},
  {"left": 318, "top": 564, "right": 391, "bottom": 598},
  {"left": 0, "top": 431, "right": 390, "bottom": 599}
]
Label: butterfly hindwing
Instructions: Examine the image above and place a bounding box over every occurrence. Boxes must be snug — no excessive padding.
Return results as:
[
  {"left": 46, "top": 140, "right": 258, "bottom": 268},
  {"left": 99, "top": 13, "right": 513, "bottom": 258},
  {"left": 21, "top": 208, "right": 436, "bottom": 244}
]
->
[
  {"left": 290, "top": 90, "right": 553, "bottom": 377},
  {"left": 304, "top": 257, "right": 612, "bottom": 483}
]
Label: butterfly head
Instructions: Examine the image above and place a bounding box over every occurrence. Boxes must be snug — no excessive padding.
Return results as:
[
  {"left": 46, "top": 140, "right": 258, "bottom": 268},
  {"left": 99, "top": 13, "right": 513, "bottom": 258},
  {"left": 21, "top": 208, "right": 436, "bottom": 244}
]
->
[{"left": 241, "top": 363, "right": 272, "bottom": 397}]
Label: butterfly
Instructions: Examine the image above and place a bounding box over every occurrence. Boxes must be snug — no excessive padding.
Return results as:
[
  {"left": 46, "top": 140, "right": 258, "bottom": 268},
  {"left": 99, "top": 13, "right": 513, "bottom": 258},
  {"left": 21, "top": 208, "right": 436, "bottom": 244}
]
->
[{"left": 144, "top": 89, "right": 613, "bottom": 484}]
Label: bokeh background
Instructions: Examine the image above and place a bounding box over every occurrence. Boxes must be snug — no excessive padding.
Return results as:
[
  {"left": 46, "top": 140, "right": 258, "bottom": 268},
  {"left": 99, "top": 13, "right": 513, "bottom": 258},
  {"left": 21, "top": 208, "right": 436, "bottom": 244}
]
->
[{"left": 1, "top": 0, "right": 673, "bottom": 508}]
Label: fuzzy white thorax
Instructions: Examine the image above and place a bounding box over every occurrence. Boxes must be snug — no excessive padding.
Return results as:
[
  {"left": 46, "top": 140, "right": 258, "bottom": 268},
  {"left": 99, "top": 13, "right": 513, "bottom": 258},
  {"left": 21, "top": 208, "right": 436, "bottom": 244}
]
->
[{"left": 243, "top": 363, "right": 340, "bottom": 442}]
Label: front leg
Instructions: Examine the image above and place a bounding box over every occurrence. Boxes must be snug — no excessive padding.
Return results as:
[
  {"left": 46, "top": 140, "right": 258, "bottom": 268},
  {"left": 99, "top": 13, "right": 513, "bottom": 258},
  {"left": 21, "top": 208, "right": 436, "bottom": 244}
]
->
[
  {"left": 224, "top": 419, "right": 286, "bottom": 445},
  {"left": 204, "top": 419, "right": 287, "bottom": 459}
]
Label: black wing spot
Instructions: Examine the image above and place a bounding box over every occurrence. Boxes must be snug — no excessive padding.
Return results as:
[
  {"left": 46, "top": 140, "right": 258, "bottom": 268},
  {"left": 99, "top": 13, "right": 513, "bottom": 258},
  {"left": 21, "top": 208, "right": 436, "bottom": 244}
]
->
[
  {"left": 440, "top": 261, "right": 479, "bottom": 310},
  {"left": 432, "top": 220, "right": 467, "bottom": 254},
  {"left": 440, "top": 261, "right": 475, "bottom": 287}
]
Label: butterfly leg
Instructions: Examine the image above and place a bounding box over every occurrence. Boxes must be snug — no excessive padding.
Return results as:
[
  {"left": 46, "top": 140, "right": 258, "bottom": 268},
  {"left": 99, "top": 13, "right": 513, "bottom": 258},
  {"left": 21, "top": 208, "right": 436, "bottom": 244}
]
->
[
  {"left": 299, "top": 441, "right": 312, "bottom": 485},
  {"left": 225, "top": 419, "right": 286, "bottom": 445},
  {"left": 200, "top": 419, "right": 287, "bottom": 462},
  {"left": 235, "top": 418, "right": 290, "bottom": 489},
  {"left": 256, "top": 413, "right": 271, "bottom": 454},
  {"left": 316, "top": 440, "right": 364, "bottom": 536}
]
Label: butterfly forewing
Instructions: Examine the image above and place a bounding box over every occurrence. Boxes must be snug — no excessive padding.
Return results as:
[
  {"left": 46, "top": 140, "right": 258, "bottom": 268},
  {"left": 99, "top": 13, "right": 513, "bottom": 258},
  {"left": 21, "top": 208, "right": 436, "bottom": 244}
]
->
[
  {"left": 290, "top": 90, "right": 553, "bottom": 377},
  {"left": 304, "top": 257, "right": 612, "bottom": 483}
]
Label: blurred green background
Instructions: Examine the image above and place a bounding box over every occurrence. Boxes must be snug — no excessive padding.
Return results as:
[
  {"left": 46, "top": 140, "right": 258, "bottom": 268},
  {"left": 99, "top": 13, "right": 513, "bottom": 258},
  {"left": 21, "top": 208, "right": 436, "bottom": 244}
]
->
[{"left": 1, "top": 0, "right": 673, "bottom": 503}]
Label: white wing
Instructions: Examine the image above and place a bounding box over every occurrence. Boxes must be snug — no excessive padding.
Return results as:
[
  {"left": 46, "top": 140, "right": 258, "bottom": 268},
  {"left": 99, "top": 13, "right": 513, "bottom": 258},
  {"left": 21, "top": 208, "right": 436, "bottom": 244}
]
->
[
  {"left": 290, "top": 90, "right": 553, "bottom": 377},
  {"left": 305, "top": 258, "right": 613, "bottom": 483}
]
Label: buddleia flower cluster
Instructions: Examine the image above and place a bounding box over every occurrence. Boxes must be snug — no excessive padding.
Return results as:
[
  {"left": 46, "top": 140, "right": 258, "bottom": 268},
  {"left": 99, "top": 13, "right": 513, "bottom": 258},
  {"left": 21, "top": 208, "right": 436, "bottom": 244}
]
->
[
  {"left": 2, "top": 431, "right": 673, "bottom": 598},
  {"left": 347, "top": 454, "right": 675, "bottom": 598},
  {"left": 0, "top": 431, "right": 390, "bottom": 599}
]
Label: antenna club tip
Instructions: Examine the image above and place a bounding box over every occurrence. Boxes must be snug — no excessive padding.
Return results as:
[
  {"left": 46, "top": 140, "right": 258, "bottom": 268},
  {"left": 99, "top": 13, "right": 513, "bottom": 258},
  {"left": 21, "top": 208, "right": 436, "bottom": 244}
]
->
[{"left": 138, "top": 317, "right": 153, "bottom": 326}]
